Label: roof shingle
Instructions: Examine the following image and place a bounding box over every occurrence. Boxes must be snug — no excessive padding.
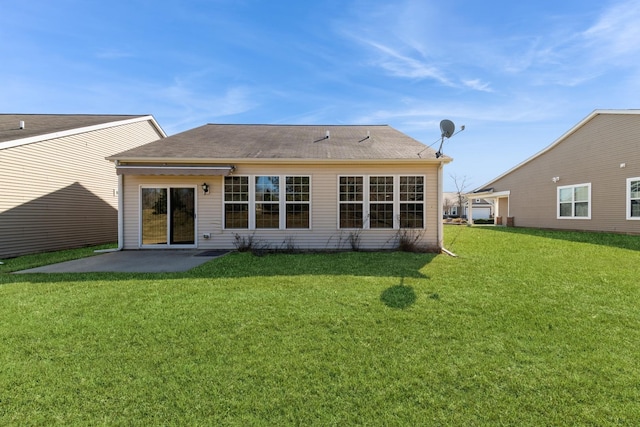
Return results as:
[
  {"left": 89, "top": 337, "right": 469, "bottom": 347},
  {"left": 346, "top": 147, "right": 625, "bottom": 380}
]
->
[
  {"left": 109, "top": 124, "right": 444, "bottom": 161},
  {"left": 0, "top": 114, "right": 146, "bottom": 144}
]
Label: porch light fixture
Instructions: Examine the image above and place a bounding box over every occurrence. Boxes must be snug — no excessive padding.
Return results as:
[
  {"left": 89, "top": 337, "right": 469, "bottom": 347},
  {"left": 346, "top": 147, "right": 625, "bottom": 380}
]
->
[
  {"left": 201, "top": 182, "right": 210, "bottom": 195},
  {"left": 552, "top": 177, "right": 560, "bottom": 183}
]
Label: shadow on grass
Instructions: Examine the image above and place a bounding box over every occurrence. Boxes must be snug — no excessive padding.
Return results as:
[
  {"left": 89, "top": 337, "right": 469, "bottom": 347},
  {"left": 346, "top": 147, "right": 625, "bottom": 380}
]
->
[
  {"left": 1, "top": 251, "right": 437, "bottom": 285},
  {"left": 380, "top": 278, "right": 416, "bottom": 309},
  {"left": 476, "top": 226, "right": 640, "bottom": 252}
]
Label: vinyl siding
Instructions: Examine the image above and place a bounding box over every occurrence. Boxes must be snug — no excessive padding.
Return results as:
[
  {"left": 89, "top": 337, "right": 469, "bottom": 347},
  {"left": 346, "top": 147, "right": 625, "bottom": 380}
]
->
[
  {"left": 0, "top": 120, "right": 163, "bottom": 258},
  {"left": 489, "top": 113, "right": 640, "bottom": 234},
  {"left": 121, "top": 162, "right": 442, "bottom": 250}
]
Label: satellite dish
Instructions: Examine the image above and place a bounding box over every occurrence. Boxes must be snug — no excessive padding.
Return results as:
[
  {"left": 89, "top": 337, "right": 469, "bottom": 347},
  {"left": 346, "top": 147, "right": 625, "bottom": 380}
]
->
[
  {"left": 417, "top": 119, "right": 465, "bottom": 158},
  {"left": 440, "top": 119, "right": 455, "bottom": 138}
]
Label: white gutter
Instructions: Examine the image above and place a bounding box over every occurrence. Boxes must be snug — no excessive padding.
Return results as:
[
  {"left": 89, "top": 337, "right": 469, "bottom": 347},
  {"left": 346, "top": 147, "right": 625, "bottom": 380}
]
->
[{"left": 437, "top": 162, "right": 444, "bottom": 249}]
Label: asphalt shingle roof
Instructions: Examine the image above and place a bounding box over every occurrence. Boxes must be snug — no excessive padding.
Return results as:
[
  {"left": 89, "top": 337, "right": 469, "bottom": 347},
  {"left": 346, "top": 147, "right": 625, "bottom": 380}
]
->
[
  {"left": 109, "top": 124, "right": 442, "bottom": 161},
  {"left": 0, "top": 114, "right": 145, "bottom": 144}
]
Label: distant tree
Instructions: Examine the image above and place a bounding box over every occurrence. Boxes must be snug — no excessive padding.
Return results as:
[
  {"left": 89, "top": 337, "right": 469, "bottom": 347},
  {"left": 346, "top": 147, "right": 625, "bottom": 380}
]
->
[
  {"left": 451, "top": 174, "right": 470, "bottom": 218},
  {"left": 443, "top": 195, "right": 454, "bottom": 216}
]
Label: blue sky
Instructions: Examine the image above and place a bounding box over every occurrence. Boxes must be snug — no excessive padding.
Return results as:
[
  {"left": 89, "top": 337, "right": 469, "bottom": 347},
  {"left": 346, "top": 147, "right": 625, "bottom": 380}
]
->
[{"left": 2, "top": 0, "right": 639, "bottom": 191}]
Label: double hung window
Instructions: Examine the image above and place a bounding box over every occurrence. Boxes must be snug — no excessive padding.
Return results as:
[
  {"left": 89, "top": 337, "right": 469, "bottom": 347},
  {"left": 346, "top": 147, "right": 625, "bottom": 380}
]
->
[
  {"left": 224, "top": 176, "right": 250, "bottom": 228},
  {"left": 399, "top": 176, "right": 424, "bottom": 228},
  {"left": 557, "top": 183, "right": 591, "bottom": 219},
  {"left": 286, "top": 176, "right": 310, "bottom": 228},
  {"left": 339, "top": 176, "right": 364, "bottom": 228}
]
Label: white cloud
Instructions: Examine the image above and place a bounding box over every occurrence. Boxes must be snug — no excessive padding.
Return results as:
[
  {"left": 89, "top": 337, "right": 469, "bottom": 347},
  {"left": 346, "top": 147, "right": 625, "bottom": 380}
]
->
[
  {"left": 462, "top": 79, "right": 493, "bottom": 92},
  {"left": 582, "top": 0, "right": 640, "bottom": 61},
  {"left": 95, "top": 49, "right": 135, "bottom": 60},
  {"left": 350, "top": 36, "right": 453, "bottom": 85}
]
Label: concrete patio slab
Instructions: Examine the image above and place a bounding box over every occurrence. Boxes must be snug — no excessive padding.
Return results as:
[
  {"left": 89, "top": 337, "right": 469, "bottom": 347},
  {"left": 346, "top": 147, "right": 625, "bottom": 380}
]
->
[{"left": 14, "top": 250, "right": 229, "bottom": 274}]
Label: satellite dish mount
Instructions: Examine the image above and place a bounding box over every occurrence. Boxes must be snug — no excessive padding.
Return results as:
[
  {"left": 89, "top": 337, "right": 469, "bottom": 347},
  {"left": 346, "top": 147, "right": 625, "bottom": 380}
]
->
[{"left": 436, "top": 119, "right": 456, "bottom": 158}]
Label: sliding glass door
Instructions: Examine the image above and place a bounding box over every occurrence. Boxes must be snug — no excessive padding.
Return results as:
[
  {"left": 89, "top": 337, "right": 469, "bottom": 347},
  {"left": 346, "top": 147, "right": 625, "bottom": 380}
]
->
[{"left": 141, "top": 187, "right": 195, "bottom": 246}]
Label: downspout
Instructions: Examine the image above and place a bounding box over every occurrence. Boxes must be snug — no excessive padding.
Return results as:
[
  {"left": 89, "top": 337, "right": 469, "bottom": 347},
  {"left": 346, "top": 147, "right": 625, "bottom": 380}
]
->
[
  {"left": 439, "top": 161, "right": 457, "bottom": 257},
  {"left": 437, "top": 162, "right": 444, "bottom": 250},
  {"left": 94, "top": 161, "right": 124, "bottom": 253},
  {"left": 117, "top": 170, "right": 124, "bottom": 250}
]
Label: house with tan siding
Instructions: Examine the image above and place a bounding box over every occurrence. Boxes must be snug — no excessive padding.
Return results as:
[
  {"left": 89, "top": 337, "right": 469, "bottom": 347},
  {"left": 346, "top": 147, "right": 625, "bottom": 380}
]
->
[
  {"left": 469, "top": 110, "right": 640, "bottom": 234},
  {"left": 0, "top": 114, "right": 166, "bottom": 258},
  {"left": 107, "top": 124, "right": 451, "bottom": 251}
]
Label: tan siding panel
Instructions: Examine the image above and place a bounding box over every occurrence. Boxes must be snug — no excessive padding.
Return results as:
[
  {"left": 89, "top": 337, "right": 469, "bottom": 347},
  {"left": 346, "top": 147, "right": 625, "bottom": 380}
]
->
[
  {"left": 121, "top": 162, "right": 443, "bottom": 250},
  {"left": 0, "top": 120, "right": 162, "bottom": 258},
  {"left": 490, "top": 114, "right": 640, "bottom": 234}
]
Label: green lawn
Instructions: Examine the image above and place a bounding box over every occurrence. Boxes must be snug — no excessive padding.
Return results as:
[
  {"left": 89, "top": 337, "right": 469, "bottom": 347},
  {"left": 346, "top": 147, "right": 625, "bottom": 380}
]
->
[{"left": 1, "top": 227, "right": 639, "bottom": 425}]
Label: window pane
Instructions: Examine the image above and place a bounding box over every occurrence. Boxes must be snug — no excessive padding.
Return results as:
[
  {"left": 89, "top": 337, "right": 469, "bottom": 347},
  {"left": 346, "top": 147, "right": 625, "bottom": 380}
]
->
[
  {"left": 559, "top": 188, "right": 573, "bottom": 203},
  {"left": 170, "top": 188, "right": 195, "bottom": 245},
  {"left": 225, "top": 176, "right": 248, "bottom": 202},
  {"left": 370, "top": 203, "right": 394, "bottom": 228},
  {"left": 400, "top": 203, "right": 424, "bottom": 228},
  {"left": 141, "top": 188, "right": 167, "bottom": 245},
  {"left": 286, "top": 204, "right": 309, "bottom": 228},
  {"left": 631, "top": 200, "right": 640, "bottom": 218},
  {"left": 340, "top": 203, "right": 363, "bottom": 228},
  {"left": 369, "top": 176, "right": 393, "bottom": 202},
  {"left": 630, "top": 180, "right": 640, "bottom": 199},
  {"left": 256, "top": 203, "right": 279, "bottom": 228},
  {"left": 340, "top": 177, "right": 363, "bottom": 201},
  {"left": 574, "top": 202, "right": 589, "bottom": 217},
  {"left": 225, "top": 204, "right": 248, "bottom": 228},
  {"left": 256, "top": 176, "right": 279, "bottom": 202},
  {"left": 400, "top": 176, "right": 424, "bottom": 201},
  {"left": 559, "top": 202, "right": 572, "bottom": 217},
  {"left": 574, "top": 186, "right": 588, "bottom": 202},
  {"left": 286, "top": 176, "right": 310, "bottom": 202}
]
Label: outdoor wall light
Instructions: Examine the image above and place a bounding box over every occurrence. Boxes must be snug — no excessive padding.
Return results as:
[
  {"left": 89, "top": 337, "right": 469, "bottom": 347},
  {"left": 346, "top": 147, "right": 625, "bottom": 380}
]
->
[
  {"left": 201, "top": 183, "right": 210, "bottom": 195},
  {"left": 552, "top": 177, "right": 560, "bottom": 183}
]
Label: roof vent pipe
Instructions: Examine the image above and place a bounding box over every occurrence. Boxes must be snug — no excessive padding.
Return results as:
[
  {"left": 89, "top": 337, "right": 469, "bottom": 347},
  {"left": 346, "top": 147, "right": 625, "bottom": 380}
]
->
[
  {"left": 19, "top": 120, "right": 25, "bottom": 129},
  {"left": 326, "top": 130, "right": 330, "bottom": 139}
]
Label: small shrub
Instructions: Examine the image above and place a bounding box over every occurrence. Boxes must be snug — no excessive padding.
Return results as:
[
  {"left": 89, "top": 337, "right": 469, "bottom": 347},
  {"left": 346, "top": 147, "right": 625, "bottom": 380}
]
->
[
  {"left": 233, "top": 233, "right": 255, "bottom": 252},
  {"left": 473, "top": 218, "right": 494, "bottom": 225},
  {"left": 396, "top": 228, "right": 421, "bottom": 252},
  {"left": 348, "top": 229, "right": 362, "bottom": 251},
  {"left": 281, "top": 236, "right": 298, "bottom": 253},
  {"left": 233, "top": 233, "right": 271, "bottom": 254},
  {"left": 394, "top": 228, "right": 440, "bottom": 253}
]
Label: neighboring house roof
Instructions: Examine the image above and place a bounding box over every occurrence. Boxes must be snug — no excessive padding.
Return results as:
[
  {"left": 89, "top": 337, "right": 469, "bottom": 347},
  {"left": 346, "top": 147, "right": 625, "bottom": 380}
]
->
[
  {"left": 475, "top": 109, "right": 640, "bottom": 191},
  {"left": 0, "top": 114, "right": 166, "bottom": 149},
  {"left": 107, "top": 124, "right": 450, "bottom": 163}
]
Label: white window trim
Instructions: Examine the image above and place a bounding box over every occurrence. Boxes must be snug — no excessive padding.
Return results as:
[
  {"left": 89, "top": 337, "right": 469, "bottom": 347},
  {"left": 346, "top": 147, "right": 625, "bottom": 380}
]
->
[
  {"left": 284, "top": 176, "right": 312, "bottom": 230},
  {"left": 222, "top": 175, "right": 312, "bottom": 230},
  {"left": 222, "top": 176, "right": 250, "bottom": 230},
  {"left": 337, "top": 175, "right": 426, "bottom": 230},
  {"left": 557, "top": 183, "right": 591, "bottom": 220},
  {"left": 627, "top": 177, "right": 640, "bottom": 221}
]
